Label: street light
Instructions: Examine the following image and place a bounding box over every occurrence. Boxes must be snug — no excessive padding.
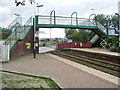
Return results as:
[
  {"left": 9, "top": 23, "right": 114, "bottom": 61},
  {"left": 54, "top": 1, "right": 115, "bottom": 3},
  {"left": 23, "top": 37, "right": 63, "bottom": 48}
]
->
[
  {"left": 91, "top": 9, "right": 95, "bottom": 14},
  {"left": 36, "top": 3, "right": 43, "bottom": 15},
  {"left": 14, "top": 13, "right": 20, "bottom": 17},
  {"left": 14, "top": 13, "right": 22, "bottom": 40},
  {"left": 115, "top": 13, "right": 120, "bottom": 53}
]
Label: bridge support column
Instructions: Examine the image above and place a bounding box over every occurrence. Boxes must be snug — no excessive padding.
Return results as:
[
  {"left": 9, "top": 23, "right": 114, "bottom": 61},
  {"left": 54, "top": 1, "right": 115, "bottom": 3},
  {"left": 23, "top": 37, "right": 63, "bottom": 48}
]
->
[{"left": 34, "top": 16, "right": 39, "bottom": 54}]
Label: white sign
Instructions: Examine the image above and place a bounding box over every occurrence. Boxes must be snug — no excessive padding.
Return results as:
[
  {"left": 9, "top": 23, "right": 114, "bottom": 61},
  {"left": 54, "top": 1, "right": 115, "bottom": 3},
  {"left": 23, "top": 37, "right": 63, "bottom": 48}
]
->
[{"left": 36, "top": 43, "right": 38, "bottom": 47}]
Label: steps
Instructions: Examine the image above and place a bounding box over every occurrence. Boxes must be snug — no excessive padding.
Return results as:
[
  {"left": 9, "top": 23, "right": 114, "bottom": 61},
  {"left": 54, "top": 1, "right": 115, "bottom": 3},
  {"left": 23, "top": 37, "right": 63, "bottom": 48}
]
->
[{"left": 3, "top": 17, "right": 32, "bottom": 50}]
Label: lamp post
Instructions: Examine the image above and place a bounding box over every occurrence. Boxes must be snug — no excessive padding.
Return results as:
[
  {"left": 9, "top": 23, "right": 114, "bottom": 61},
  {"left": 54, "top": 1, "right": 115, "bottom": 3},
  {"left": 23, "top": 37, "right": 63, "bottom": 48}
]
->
[
  {"left": 34, "top": 4, "right": 43, "bottom": 58},
  {"left": 91, "top": 9, "right": 95, "bottom": 14},
  {"left": 36, "top": 3, "right": 43, "bottom": 15},
  {"left": 14, "top": 13, "right": 21, "bottom": 25},
  {"left": 14, "top": 13, "right": 20, "bottom": 17},
  {"left": 115, "top": 13, "right": 120, "bottom": 53},
  {"left": 14, "top": 13, "right": 22, "bottom": 40}
]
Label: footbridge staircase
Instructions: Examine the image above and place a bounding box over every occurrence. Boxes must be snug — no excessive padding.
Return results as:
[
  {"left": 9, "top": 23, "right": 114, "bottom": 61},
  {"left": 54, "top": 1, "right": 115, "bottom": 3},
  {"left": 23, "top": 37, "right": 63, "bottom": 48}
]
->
[{"left": 0, "top": 16, "right": 33, "bottom": 61}]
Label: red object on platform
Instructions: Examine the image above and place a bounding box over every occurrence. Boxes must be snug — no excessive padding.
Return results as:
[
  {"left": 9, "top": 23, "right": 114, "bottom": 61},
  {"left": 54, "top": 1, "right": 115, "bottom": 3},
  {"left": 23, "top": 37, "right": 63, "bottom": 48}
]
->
[{"left": 57, "top": 41, "right": 92, "bottom": 49}]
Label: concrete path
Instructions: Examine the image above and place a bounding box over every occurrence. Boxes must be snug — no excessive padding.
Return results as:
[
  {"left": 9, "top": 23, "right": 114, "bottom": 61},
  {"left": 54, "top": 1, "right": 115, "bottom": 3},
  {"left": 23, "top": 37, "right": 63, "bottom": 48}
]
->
[
  {"left": 39, "top": 47, "right": 55, "bottom": 53},
  {"left": 1, "top": 54, "right": 118, "bottom": 88}
]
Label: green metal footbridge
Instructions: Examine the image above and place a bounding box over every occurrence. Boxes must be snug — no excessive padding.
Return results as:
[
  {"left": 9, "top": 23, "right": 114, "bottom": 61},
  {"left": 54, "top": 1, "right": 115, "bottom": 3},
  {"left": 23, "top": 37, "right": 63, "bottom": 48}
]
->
[
  {"left": 34, "top": 10, "right": 118, "bottom": 47},
  {"left": 1, "top": 10, "right": 118, "bottom": 53}
]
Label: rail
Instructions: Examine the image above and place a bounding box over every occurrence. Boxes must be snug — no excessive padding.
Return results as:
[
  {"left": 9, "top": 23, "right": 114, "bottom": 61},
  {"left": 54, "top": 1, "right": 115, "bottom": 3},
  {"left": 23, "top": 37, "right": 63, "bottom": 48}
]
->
[{"left": 38, "top": 15, "right": 96, "bottom": 26}]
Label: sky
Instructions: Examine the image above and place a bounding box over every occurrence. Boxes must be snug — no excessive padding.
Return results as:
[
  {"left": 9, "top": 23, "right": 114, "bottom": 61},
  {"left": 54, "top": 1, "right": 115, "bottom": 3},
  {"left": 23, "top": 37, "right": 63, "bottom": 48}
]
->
[{"left": 0, "top": 0, "right": 120, "bottom": 38}]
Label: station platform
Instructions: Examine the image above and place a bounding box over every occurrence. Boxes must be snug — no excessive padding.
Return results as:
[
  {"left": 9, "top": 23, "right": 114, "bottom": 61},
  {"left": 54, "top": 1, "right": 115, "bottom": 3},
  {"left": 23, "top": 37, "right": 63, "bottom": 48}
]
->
[
  {"left": 71, "top": 48, "right": 120, "bottom": 57},
  {"left": 1, "top": 52, "right": 119, "bottom": 88},
  {"left": 39, "top": 46, "right": 56, "bottom": 53}
]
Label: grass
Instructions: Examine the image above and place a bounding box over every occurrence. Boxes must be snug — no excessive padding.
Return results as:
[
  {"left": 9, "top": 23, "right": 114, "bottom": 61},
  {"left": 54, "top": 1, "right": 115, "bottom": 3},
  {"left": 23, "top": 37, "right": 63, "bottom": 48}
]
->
[
  {"left": 2, "top": 71, "right": 61, "bottom": 89},
  {"left": 44, "top": 78, "right": 61, "bottom": 89}
]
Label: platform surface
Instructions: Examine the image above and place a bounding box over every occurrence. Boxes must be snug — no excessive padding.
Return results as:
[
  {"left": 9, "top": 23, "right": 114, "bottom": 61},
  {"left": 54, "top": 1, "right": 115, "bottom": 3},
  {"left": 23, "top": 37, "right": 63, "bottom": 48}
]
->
[
  {"left": 1, "top": 53, "right": 119, "bottom": 88},
  {"left": 71, "top": 48, "right": 120, "bottom": 57},
  {"left": 39, "top": 46, "right": 56, "bottom": 53}
]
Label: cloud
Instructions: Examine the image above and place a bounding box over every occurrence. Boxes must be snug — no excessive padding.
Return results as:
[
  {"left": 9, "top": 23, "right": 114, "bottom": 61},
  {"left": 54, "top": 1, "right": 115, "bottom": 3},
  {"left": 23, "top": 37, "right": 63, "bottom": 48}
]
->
[
  {"left": 0, "top": 0, "right": 119, "bottom": 28},
  {"left": 0, "top": 7, "right": 12, "bottom": 27}
]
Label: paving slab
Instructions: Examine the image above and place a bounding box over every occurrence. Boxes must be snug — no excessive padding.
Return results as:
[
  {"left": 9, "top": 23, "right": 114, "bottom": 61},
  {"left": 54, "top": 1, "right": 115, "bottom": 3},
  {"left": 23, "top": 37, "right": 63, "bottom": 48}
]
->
[
  {"left": 71, "top": 48, "right": 120, "bottom": 57},
  {"left": 1, "top": 54, "right": 119, "bottom": 88},
  {"left": 39, "top": 47, "right": 55, "bottom": 53},
  {"left": 49, "top": 54, "right": 119, "bottom": 85}
]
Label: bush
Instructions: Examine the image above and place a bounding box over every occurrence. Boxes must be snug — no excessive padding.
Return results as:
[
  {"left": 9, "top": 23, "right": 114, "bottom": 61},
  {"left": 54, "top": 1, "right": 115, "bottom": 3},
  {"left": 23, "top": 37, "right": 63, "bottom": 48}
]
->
[{"left": 106, "top": 37, "right": 118, "bottom": 52}]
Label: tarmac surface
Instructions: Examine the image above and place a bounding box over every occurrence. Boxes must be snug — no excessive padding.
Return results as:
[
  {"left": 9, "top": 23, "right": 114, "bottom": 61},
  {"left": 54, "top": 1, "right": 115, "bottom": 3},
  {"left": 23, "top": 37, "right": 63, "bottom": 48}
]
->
[{"left": 1, "top": 51, "right": 119, "bottom": 88}]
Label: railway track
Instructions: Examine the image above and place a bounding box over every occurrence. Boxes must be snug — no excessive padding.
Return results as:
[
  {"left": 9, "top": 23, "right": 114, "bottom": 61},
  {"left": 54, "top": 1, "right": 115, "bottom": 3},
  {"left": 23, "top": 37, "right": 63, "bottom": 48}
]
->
[{"left": 50, "top": 49, "right": 120, "bottom": 77}]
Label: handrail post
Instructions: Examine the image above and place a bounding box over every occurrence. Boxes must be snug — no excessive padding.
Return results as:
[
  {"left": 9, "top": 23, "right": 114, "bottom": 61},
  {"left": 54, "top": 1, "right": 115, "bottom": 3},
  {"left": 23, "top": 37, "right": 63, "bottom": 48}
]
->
[
  {"left": 89, "top": 14, "right": 97, "bottom": 26},
  {"left": 35, "top": 15, "right": 38, "bottom": 26},
  {"left": 50, "top": 10, "right": 56, "bottom": 24},
  {"left": 71, "top": 12, "right": 78, "bottom": 25}
]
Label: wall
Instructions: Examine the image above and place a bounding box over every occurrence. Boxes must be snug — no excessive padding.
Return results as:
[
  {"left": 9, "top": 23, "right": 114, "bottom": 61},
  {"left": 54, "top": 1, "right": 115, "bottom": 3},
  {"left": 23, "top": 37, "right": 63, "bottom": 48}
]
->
[
  {"left": 10, "top": 27, "right": 34, "bottom": 60},
  {"left": 57, "top": 41, "right": 92, "bottom": 49}
]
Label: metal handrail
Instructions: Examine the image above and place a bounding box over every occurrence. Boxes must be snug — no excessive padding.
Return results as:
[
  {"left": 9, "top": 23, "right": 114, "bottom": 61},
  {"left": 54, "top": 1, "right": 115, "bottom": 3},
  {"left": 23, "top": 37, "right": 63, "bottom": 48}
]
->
[
  {"left": 50, "top": 10, "right": 56, "bottom": 24},
  {"left": 71, "top": 12, "right": 78, "bottom": 25},
  {"left": 7, "top": 17, "right": 22, "bottom": 31},
  {"left": 3, "top": 16, "right": 32, "bottom": 51}
]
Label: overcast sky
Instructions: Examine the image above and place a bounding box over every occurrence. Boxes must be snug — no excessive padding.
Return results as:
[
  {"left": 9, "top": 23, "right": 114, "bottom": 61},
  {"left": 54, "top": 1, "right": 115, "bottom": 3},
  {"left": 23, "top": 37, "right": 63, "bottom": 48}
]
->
[{"left": 0, "top": 0, "right": 119, "bottom": 38}]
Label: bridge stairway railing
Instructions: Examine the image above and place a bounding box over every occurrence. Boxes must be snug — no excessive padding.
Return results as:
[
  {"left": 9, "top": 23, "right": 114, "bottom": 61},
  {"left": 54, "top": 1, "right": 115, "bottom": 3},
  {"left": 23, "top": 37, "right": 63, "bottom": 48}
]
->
[
  {"left": 22, "top": 17, "right": 33, "bottom": 38},
  {"left": 38, "top": 15, "right": 97, "bottom": 27},
  {"left": 2, "top": 16, "right": 22, "bottom": 46},
  {"left": 90, "top": 21, "right": 118, "bottom": 44},
  {"left": 3, "top": 17, "right": 32, "bottom": 51}
]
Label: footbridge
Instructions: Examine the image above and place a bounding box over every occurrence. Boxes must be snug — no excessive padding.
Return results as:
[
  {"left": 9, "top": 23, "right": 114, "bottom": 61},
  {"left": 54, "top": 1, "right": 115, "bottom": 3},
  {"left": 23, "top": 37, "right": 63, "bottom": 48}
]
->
[
  {"left": 0, "top": 10, "right": 118, "bottom": 61},
  {"left": 35, "top": 11, "right": 117, "bottom": 36},
  {"left": 34, "top": 10, "right": 118, "bottom": 45}
]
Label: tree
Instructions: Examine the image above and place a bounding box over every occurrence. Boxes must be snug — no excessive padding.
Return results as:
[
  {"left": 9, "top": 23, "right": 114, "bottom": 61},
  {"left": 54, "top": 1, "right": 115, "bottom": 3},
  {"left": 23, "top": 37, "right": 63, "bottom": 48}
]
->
[
  {"left": 65, "top": 28, "right": 93, "bottom": 43},
  {"left": 96, "top": 14, "right": 118, "bottom": 30},
  {"left": 96, "top": 14, "right": 119, "bottom": 51},
  {"left": 65, "top": 29, "right": 77, "bottom": 39},
  {"left": 0, "top": 27, "right": 11, "bottom": 39}
]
